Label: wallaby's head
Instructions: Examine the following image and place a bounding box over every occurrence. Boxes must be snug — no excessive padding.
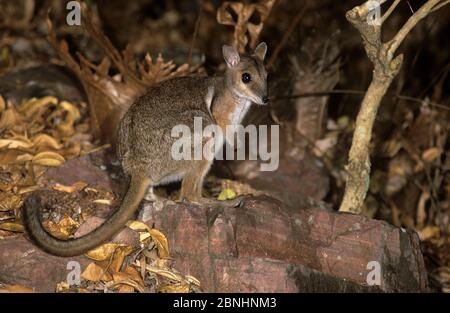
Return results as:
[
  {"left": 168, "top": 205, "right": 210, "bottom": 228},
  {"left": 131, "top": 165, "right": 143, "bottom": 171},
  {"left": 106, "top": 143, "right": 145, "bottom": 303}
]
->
[{"left": 222, "top": 42, "right": 268, "bottom": 105}]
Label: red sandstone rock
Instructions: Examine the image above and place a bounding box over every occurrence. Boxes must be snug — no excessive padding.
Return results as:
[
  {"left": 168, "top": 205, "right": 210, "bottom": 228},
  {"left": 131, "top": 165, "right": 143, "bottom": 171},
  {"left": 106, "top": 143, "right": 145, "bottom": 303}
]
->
[
  {"left": 0, "top": 153, "right": 428, "bottom": 292},
  {"left": 0, "top": 237, "right": 89, "bottom": 292}
]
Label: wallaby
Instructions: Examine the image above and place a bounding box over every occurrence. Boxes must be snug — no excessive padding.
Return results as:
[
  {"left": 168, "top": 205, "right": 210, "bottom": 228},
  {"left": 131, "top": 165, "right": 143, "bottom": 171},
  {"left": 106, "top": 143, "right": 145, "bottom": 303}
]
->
[{"left": 23, "top": 43, "right": 268, "bottom": 256}]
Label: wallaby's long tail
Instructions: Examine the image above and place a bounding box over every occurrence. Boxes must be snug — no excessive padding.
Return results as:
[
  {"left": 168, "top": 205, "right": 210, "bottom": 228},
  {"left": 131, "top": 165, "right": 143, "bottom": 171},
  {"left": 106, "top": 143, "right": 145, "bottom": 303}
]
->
[{"left": 23, "top": 175, "right": 150, "bottom": 257}]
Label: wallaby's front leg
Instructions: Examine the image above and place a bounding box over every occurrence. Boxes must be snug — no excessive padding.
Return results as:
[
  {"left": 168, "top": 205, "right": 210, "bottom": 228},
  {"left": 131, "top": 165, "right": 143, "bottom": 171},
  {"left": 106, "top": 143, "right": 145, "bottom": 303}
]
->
[
  {"left": 179, "top": 160, "right": 243, "bottom": 208},
  {"left": 180, "top": 160, "right": 212, "bottom": 202},
  {"left": 180, "top": 168, "right": 208, "bottom": 202}
]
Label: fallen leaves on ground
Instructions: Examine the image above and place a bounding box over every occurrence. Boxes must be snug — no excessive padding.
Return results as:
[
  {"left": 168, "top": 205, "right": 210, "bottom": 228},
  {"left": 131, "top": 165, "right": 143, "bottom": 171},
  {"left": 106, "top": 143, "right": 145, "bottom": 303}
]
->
[
  {"left": 318, "top": 101, "right": 450, "bottom": 292},
  {"left": 0, "top": 95, "right": 99, "bottom": 239},
  {"left": 56, "top": 221, "right": 200, "bottom": 293},
  {"left": 0, "top": 284, "right": 34, "bottom": 293},
  {"left": 42, "top": 216, "right": 80, "bottom": 239}
]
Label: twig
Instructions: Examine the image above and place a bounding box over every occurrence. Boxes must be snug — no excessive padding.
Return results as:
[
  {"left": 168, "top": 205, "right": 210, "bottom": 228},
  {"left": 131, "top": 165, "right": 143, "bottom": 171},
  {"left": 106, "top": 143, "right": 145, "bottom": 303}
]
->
[
  {"left": 381, "top": 0, "right": 402, "bottom": 23},
  {"left": 431, "top": 0, "right": 450, "bottom": 12},
  {"left": 188, "top": 0, "right": 204, "bottom": 65},
  {"left": 271, "top": 89, "right": 450, "bottom": 111},
  {"left": 386, "top": 0, "right": 442, "bottom": 59},
  {"left": 419, "top": 61, "right": 450, "bottom": 97},
  {"left": 406, "top": 1, "right": 415, "bottom": 14},
  {"left": 267, "top": 4, "right": 308, "bottom": 69}
]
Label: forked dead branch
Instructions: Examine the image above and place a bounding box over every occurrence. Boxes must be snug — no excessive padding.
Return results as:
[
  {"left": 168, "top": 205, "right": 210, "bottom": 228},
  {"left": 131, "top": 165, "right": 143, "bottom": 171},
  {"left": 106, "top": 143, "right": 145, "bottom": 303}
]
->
[{"left": 339, "top": 0, "right": 449, "bottom": 214}]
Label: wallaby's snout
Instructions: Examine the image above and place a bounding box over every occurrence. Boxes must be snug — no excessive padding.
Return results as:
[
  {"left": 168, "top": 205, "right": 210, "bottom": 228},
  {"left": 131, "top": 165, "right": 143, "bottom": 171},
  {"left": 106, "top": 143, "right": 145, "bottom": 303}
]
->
[
  {"left": 257, "top": 83, "right": 268, "bottom": 105},
  {"left": 222, "top": 42, "right": 268, "bottom": 105}
]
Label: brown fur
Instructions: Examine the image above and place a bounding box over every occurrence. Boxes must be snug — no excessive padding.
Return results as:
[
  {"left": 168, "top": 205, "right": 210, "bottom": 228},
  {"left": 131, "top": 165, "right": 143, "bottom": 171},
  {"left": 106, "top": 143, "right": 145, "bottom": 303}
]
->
[{"left": 23, "top": 43, "right": 268, "bottom": 256}]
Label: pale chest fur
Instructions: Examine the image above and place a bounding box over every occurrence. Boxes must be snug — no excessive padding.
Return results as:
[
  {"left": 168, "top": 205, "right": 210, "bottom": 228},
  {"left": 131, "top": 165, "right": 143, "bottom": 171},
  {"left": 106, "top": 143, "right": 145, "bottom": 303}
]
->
[
  {"left": 228, "top": 98, "right": 252, "bottom": 126},
  {"left": 208, "top": 87, "right": 251, "bottom": 128},
  {"left": 206, "top": 83, "right": 253, "bottom": 147}
]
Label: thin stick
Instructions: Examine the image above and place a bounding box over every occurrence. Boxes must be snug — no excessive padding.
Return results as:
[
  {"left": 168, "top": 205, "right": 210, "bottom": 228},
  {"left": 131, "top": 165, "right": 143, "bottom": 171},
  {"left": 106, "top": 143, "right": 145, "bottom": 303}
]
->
[
  {"left": 382, "top": 0, "right": 402, "bottom": 23},
  {"left": 271, "top": 89, "right": 450, "bottom": 111},
  {"left": 188, "top": 0, "right": 203, "bottom": 65},
  {"left": 387, "top": 0, "right": 443, "bottom": 58},
  {"left": 431, "top": 0, "right": 450, "bottom": 12},
  {"left": 267, "top": 4, "right": 308, "bottom": 69}
]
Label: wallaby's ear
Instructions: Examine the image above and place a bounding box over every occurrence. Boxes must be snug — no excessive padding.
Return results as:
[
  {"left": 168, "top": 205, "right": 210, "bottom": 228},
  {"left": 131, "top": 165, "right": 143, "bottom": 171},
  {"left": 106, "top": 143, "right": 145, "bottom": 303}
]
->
[
  {"left": 222, "top": 45, "right": 240, "bottom": 68},
  {"left": 253, "top": 42, "right": 267, "bottom": 61}
]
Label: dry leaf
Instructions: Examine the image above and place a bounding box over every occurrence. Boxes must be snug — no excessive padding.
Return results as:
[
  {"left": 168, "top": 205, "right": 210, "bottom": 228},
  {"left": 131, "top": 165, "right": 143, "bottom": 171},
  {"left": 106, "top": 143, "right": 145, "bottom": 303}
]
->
[
  {"left": 126, "top": 221, "right": 169, "bottom": 257},
  {"left": 57, "top": 101, "right": 81, "bottom": 138},
  {"left": 139, "top": 232, "right": 151, "bottom": 242},
  {"left": 18, "top": 96, "right": 58, "bottom": 117},
  {"left": 110, "top": 245, "right": 134, "bottom": 273},
  {"left": 60, "top": 101, "right": 81, "bottom": 121},
  {"left": 149, "top": 229, "right": 170, "bottom": 258},
  {"left": 126, "top": 220, "right": 151, "bottom": 232},
  {"left": 124, "top": 266, "right": 144, "bottom": 286},
  {"left": 85, "top": 243, "right": 121, "bottom": 261},
  {"left": 0, "top": 284, "right": 34, "bottom": 293},
  {"left": 158, "top": 283, "right": 190, "bottom": 293},
  {"left": 32, "top": 151, "right": 65, "bottom": 167},
  {"left": 55, "top": 282, "right": 70, "bottom": 293},
  {"left": 416, "top": 191, "right": 430, "bottom": 228},
  {"left": 0, "top": 138, "right": 33, "bottom": 150},
  {"left": 185, "top": 275, "right": 201, "bottom": 287},
  {"left": 111, "top": 272, "right": 144, "bottom": 293},
  {"left": 0, "top": 222, "right": 25, "bottom": 232},
  {"left": 139, "top": 254, "right": 146, "bottom": 281},
  {"left": 144, "top": 264, "right": 184, "bottom": 282},
  {"left": 93, "top": 199, "right": 112, "bottom": 205},
  {"left": 53, "top": 181, "right": 87, "bottom": 193},
  {"left": 0, "top": 193, "right": 22, "bottom": 212},
  {"left": 0, "top": 107, "right": 22, "bottom": 130},
  {"left": 43, "top": 216, "right": 79, "bottom": 239},
  {"left": 15, "top": 153, "right": 34, "bottom": 163},
  {"left": 381, "top": 139, "right": 402, "bottom": 158},
  {"left": 117, "top": 284, "right": 135, "bottom": 293},
  {"left": 217, "top": 0, "right": 275, "bottom": 52},
  {"left": 32, "top": 134, "right": 62, "bottom": 150},
  {"left": 17, "top": 185, "right": 40, "bottom": 195},
  {"left": 56, "top": 283, "right": 91, "bottom": 293},
  {"left": 0, "top": 150, "right": 25, "bottom": 164},
  {"left": 418, "top": 226, "right": 440, "bottom": 241},
  {"left": 81, "top": 262, "right": 111, "bottom": 282},
  {"left": 62, "top": 142, "right": 82, "bottom": 159},
  {"left": 422, "top": 147, "right": 442, "bottom": 162}
]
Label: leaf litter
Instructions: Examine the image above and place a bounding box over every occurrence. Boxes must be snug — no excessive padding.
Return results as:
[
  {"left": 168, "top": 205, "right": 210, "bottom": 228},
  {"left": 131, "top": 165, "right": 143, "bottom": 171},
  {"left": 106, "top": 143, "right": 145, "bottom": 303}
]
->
[{"left": 0, "top": 93, "right": 200, "bottom": 292}]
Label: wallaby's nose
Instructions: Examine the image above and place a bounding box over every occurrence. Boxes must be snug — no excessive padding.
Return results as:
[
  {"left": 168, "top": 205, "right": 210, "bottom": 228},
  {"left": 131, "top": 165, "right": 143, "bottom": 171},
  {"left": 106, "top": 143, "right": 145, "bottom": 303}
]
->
[{"left": 262, "top": 96, "right": 269, "bottom": 104}]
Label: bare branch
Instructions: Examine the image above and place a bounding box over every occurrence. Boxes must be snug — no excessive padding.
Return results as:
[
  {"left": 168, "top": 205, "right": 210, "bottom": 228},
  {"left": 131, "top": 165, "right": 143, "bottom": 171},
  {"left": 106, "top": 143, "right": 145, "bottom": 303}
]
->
[
  {"left": 386, "top": 0, "right": 445, "bottom": 59},
  {"left": 381, "top": 0, "right": 402, "bottom": 24},
  {"left": 267, "top": 4, "right": 308, "bottom": 69},
  {"left": 339, "top": 0, "right": 448, "bottom": 214},
  {"left": 430, "top": 0, "right": 450, "bottom": 12}
]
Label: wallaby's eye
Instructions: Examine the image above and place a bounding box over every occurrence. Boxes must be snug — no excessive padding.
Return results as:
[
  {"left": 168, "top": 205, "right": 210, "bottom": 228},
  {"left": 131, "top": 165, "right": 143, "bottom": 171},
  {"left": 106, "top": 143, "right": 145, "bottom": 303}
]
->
[{"left": 242, "top": 73, "right": 251, "bottom": 84}]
